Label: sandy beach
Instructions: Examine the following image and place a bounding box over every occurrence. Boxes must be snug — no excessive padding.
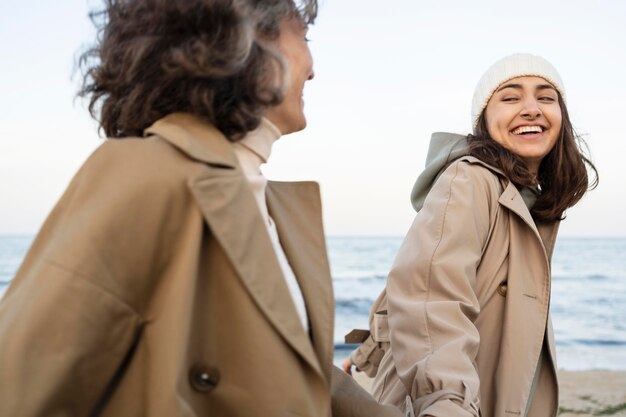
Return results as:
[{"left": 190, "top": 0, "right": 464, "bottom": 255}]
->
[{"left": 351, "top": 370, "right": 626, "bottom": 416}]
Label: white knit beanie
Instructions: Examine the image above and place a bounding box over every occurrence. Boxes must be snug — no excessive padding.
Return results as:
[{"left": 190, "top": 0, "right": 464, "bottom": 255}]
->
[{"left": 471, "top": 53, "right": 566, "bottom": 129}]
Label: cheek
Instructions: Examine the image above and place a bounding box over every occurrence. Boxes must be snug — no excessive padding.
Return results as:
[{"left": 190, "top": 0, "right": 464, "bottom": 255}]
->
[
  {"left": 485, "top": 105, "right": 517, "bottom": 146},
  {"left": 552, "top": 112, "right": 563, "bottom": 133},
  {"left": 545, "top": 108, "right": 563, "bottom": 142},
  {"left": 305, "top": 47, "right": 313, "bottom": 70},
  {"left": 485, "top": 110, "right": 504, "bottom": 141}
]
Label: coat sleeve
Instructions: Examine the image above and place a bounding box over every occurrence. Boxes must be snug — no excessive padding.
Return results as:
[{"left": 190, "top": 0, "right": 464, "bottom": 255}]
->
[
  {"left": 0, "top": 140, "right": 191, "bottom": 416},
  {"left": 0, "top": 262, "right": 144, "bottom": 416},
  {"left": 348, "top": 290, "right": 390, "bottom": 377},
  {"left": 350, "top": 334, "right": 385, "bottom": 377},
  {"left": 330, "top": 366, "right": 404, "bottom": 417},
  {"left": 386, "top": 161, "right": 495, "bottom": 417}
]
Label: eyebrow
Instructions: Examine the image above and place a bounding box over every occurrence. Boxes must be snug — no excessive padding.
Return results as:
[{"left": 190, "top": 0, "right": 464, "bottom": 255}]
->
[
  {"left": 497, "top": 83, "right": 557, "bottom": 93},
  {"left": 536, "top": 84, "right": 557, "bottom": 92}
]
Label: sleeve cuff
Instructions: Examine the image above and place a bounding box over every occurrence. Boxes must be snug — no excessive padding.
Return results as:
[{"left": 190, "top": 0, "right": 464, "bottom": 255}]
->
[{"left": 407, "top": 382, "right": 480, "bottom": 417}]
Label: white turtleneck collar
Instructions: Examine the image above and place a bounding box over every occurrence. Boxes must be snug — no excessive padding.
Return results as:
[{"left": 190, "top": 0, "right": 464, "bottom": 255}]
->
[
  {"left": 232, "top": 117, "right": 310, "bottom": 334},
  {"left": 237, "top": 117, "right": 282, "bottom": 166}
]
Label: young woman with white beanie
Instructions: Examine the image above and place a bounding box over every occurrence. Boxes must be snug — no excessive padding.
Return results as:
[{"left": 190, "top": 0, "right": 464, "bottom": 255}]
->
[{"left": 343, "top": 53, "right": 598, "bottom": 417}]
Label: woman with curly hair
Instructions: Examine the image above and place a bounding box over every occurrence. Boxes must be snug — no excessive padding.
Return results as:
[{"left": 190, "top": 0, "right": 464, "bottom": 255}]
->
[
  {"left": 343, "top": 54, "right": 598, "bottom": 417},
  {"left": 0, "top": 1, "right": 401, "bottom": 416}
]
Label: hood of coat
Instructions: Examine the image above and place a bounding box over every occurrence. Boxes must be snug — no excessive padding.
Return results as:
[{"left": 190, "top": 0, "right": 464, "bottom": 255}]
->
[
  {"left": 410, "top": 132, "right": 539, "bottom": 213},
  {"left": 410, "top": 132, "right": 470, "bottom": 212}
]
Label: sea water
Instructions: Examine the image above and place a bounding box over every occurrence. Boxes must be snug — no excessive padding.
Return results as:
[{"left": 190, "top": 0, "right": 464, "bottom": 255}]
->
[{"left": 1, "top": 235, "right": 625, "bottom": 370}]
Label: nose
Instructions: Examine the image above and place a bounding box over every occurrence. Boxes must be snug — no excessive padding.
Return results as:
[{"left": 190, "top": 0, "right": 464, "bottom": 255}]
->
[
  {"left": 307, "top": 56, "right": 315, "bottom": 81},
  {"left": 306, "top": 49, "right": 314, "bottom": 81},
  {"left": 521, "top": 97, "right": 541, "bottom": 119}
]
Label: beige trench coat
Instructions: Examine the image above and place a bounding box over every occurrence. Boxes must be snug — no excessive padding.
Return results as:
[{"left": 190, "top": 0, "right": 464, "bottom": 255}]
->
[
  {"left": 0, "top": 113, "right": 401, "bottom": 417},
  {"left": 353, "top": 156, "right": 560, "bottom": 417}
]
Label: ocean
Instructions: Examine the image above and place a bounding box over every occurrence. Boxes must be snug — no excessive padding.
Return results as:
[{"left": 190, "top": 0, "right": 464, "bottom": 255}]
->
[{"left": 1, "top": 235, "right": 625, "bottom": 370}]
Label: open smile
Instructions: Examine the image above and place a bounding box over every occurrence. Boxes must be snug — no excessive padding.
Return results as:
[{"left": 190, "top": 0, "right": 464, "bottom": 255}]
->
[{"left": 510, "top": 125, "right": 548, "bottom": 139}]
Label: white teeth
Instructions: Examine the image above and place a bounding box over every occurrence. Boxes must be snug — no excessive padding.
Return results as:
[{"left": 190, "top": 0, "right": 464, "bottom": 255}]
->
[{"left": 512, "top": 125, "right": 543, "bottom": 135}]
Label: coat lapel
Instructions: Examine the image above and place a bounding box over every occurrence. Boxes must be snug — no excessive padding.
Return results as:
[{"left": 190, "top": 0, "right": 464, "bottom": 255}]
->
[
  {"left": 497, "top": 182, "right": 562, "bottom": 277},
  {"left": 144, "top": 113, "right": 324, "bottom": 378},
  {"left": 498, "top": 182, "right": 546, "bottom": 250},
  {"left": 266, "top": 182, "right": 335, "bottom": 381},
  {"left": 537, "top": 220, "right": 560, "bottom": 262},
  {"left": 460, "top": 156, "right": 543, "bottom": 245},
  {"left": 498, "top": 175, "right": 562, "bottom": 400}
]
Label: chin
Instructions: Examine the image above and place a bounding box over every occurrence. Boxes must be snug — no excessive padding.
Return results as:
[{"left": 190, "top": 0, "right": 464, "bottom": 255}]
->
[{"left": 285, "top": 116, "right": 307, "bottom": 134}]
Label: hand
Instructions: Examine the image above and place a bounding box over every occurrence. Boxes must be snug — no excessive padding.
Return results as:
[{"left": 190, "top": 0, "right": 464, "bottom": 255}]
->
[{"left": 341, "top": 357, "right": 354, "bottom": 375}]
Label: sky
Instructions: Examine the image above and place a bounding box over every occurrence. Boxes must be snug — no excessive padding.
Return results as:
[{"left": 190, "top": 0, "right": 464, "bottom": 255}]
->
[{"left": 1, "top": 0, "right": 625, "bottom": 237}]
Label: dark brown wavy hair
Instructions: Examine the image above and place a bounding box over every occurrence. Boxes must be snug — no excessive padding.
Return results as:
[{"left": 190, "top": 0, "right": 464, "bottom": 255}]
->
[
  {"left": 78, "top": 0, "right": 317, "bottom": 140},
  {"left": 468, "top": 94, "right": 598, "bottom": 222}
]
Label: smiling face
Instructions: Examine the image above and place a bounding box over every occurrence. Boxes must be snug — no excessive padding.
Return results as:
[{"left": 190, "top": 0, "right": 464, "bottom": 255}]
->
[
  {"left": 484, "top": 76, "right": 563, "bottom": 175},
  {"left": 264, "top": 16, "right": 314, "bottom": 135}
]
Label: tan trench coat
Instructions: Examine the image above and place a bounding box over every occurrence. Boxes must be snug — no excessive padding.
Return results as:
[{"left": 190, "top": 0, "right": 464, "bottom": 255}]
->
[
  {"left": 352, "top": 156, "right": 560, "bottom": 417},
  {"left": 0, "top": 113, "right": 401, "bottom": 417}
]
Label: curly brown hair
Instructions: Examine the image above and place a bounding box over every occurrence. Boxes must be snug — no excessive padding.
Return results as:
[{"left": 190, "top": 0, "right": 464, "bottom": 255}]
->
[
  {"left": 468, "top": 94, "right": 598, "bottom": 222},
  {"left": 78, "top": 0, "right": 318, "bottom": 140}
]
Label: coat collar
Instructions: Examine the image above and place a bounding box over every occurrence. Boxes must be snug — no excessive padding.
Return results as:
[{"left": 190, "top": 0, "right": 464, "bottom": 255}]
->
[
  {"left": 458, "top": 156, "right": 560, "bottom": 258},
  {"left": 458, "top": 157, "right": 543, "bottom": 240},
  {"left": 144, "top": 113, "right": 332, "bottom": 382},
  {"left": 144, "top": 113, "right": 239, "bottom": 168}
]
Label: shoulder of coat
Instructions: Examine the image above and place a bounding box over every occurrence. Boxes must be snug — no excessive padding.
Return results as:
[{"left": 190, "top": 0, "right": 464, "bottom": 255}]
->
[
  {"left": 458, "top": 155, "right": 505, "bottom": 176},
  {"left": 77, "top": 136, "right": 212, "bottom": 201},
  {"left": 446, "top": 157, "right": 504, "bottom": 192},
  {"left": 97, "top": 135, "right": 196, "bottom": 163},
  {"left": 98, "top": 135, "right": 208, "bottom": 174}
]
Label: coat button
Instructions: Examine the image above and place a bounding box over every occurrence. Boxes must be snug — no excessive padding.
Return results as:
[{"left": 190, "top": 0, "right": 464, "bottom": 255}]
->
[
  {"left": 497, "top": 282, "right": 508, "bottom": 297},
  {"left": 189, "top": 365, "right": 220, "bottom": 392}
]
